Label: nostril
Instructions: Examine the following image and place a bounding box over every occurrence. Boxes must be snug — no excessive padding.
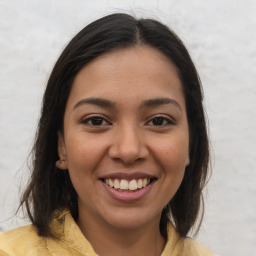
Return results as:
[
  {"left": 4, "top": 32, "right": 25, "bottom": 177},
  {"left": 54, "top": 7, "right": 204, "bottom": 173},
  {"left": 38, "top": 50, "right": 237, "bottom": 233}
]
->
[
  {"left": 109, "top": 145, "right": 149, "bottom": 165},
  {"left": 108, "top": 129, "right": 149, "bottom": 164}
]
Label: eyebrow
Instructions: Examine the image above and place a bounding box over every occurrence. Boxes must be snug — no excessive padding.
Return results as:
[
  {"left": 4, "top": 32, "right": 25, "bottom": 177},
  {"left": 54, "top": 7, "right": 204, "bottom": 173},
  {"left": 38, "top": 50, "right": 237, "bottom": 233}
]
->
[
  {"left": 141, "top": 98, "right": 182, "bottom": 112},
  {"left": 73, "top": 97, "right": 182, "bottom": 112},
  {"left": 73, "top": 97, "right": 116, "bottom": 110}
]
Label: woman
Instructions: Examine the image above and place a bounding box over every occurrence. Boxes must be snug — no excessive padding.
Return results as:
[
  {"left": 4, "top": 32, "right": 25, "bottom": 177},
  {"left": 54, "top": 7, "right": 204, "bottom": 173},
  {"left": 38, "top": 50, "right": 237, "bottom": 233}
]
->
[{"left": 0, "top": 13, "right": 214, "bottom": 255}]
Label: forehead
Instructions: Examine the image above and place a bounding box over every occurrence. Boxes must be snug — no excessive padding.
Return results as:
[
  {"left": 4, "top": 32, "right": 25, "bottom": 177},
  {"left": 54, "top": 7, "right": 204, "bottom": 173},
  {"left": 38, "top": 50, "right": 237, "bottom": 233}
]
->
[{"left": 67, "top": 46, "right": 185, "bottom": 108}]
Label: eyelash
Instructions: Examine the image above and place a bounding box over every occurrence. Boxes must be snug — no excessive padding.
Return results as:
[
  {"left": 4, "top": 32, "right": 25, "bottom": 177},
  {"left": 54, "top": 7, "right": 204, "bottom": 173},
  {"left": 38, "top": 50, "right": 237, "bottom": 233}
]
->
[
  {"left": 147, "top": 115, "right": 174, "bottom": 126},
  {"left": 81, "top": 115, "right": 174, "bottom": 127},
  {"left": 81, "top": 116, "right": 110, "bottom": 126}
]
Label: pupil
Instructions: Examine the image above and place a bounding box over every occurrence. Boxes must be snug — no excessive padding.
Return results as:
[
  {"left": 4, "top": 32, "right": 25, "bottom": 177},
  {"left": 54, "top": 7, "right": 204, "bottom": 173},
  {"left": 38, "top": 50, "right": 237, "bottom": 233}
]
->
[
  {"left": 153, "top": 117, "right": 164, "bottom": 125},
  {"left": 92, "top": 117, "right": 103, "bottom": 125}
]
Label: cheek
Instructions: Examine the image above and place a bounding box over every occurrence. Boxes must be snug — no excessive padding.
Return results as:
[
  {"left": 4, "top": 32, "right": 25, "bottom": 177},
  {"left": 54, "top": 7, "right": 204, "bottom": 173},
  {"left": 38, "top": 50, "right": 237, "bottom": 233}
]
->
[
  {"left": 158, "top": 144, "right": 187, "bottom": 199},
  {"left": 152, "top": 134, "right": 189, "bottom": 197},
  {"left": 65, "top": 135, "right": 105, "bottom": 175},
  {"left": 154, "top": 135, "right": 189, "bottom": 169},
  {"left": 64, "top": 132, "right": 113, "bottom": 185},
  {"left": 64, "top": 137, "right": 102, "bottom": 199}
]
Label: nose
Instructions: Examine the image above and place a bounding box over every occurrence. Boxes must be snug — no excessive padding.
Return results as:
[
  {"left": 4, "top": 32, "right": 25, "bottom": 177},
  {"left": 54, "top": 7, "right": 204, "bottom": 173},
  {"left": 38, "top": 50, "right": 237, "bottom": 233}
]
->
[{"left": 108, "top": 124, "right": 149, "bottom": 165}]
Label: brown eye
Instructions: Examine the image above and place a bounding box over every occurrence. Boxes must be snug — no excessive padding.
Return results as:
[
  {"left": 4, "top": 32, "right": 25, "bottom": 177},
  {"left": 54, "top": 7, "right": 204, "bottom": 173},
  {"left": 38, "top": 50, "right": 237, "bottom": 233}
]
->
[
  {"left": 82, "top": 116, "right": 110, "bottom": 126},
  {"left": 148, "top": 116, "right": 173, "bottom": 126}
]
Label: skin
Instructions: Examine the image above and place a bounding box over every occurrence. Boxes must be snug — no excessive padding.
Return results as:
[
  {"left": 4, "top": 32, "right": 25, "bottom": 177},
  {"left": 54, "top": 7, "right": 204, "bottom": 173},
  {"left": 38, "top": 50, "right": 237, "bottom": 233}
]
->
[{"left": 58, "top": 46, "right": 190, "bottom": 256}]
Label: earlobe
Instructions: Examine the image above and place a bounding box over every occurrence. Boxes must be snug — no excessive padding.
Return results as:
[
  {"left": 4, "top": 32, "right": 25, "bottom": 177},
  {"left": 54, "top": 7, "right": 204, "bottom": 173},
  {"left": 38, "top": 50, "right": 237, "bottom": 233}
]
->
[
  {"left": 186, "top": 155, "right": 190, "bottom": 167},
  {"left": 56, "top": 159, "right": 68, "bottom": 170},
  {"left": 57, "top": 132, "right": 68, "bottom": 170}
]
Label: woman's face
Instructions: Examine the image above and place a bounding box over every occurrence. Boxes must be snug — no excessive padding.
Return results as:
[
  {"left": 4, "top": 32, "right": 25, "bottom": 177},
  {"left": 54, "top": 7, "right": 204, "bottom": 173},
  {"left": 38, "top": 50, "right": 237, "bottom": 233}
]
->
[{"left": 58, "top": 46, "right": 189, "bottom": 231}]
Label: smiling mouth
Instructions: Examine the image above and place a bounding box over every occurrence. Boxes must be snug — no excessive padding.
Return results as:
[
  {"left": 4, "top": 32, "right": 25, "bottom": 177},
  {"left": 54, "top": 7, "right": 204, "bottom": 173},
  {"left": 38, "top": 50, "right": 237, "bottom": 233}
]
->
[{"left": 102, "top": 178, "right": 157, "bottom": 192}]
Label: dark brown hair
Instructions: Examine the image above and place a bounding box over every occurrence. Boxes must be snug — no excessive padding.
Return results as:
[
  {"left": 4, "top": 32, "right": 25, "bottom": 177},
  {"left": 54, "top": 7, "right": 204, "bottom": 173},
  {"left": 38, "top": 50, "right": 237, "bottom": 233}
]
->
[{"left": 20, "top": 13, "right": 209, "bottom": 239}]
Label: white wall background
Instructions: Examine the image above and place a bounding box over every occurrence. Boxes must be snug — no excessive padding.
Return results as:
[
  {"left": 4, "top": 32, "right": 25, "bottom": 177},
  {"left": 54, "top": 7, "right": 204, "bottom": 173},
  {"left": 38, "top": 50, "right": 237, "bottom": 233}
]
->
[{"left": 0, "top": 0, "right": 256, "bottom": 255}]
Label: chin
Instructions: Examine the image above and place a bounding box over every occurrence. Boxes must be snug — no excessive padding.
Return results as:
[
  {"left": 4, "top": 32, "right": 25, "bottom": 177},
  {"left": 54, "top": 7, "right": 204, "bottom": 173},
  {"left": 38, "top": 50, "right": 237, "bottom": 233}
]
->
[{"left": 102, "top": 208, "right": 161, "bottom": 231}]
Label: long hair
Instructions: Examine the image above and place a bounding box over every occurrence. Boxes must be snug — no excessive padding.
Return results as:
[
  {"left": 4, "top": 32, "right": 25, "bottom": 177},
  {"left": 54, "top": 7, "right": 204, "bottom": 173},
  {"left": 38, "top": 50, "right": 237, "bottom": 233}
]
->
[{"left": 20, "top": 13, "right": 209, "bottom": 238}]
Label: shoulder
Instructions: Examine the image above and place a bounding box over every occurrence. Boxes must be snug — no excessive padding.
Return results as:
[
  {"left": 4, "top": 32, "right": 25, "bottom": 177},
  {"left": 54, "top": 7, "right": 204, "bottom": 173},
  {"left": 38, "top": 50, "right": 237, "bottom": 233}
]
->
[
  {"left": 0, "top": 225, "right": 48, "bottom": 255},
  {"left": 182, "top": 238, "right": 216, "bottom": 256},
  {"left": 162, "top": 223, "right": 216, "bottom": 256},
  {"left": 0, "top": 210, "right": 81, "bottom": 256}
]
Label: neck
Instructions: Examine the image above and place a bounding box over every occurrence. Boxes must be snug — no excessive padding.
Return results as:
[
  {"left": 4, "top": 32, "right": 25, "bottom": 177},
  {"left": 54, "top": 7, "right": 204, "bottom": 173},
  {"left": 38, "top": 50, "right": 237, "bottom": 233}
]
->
[{"left": 78, "top": 213, "right": 166, "bottom": 256}]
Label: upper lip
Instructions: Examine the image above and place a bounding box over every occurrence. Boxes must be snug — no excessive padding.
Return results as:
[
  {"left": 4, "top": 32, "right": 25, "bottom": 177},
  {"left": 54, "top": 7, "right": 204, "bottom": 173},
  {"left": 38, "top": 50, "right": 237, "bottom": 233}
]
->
[{"left": 99, "top": 172, "right": 157, "bottom": 180}]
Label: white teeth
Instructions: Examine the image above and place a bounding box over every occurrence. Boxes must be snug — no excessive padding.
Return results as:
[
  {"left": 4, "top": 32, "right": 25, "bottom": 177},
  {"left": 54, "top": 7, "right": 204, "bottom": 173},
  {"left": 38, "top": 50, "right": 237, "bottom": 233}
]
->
[
  {"left": 129, "top": 179, "right": 137, "bottom": 190},
  {"left": 105, "top": 178, "right": 152, "bottom": 191},
  {"left": 120, "top": 179, "right": 129, "bottom": 190},
  {"left": 137, "top": 179, "right": 142, "bottom": 188},
  {"left": 113, "top": 179, "right": 120, "bottom": 189},
  {"left": 142, "top": 178, "right": 148, "bottom": 188},
  {"left": 109, "top": 179, "right": 114, "bottom": 188}
]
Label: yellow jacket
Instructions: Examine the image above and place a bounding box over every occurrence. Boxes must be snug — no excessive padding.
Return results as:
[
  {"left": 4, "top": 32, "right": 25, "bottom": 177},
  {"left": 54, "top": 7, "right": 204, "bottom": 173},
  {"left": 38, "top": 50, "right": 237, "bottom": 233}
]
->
[{"left": 0, "top": 210, "right": 215, "bottom": 256}]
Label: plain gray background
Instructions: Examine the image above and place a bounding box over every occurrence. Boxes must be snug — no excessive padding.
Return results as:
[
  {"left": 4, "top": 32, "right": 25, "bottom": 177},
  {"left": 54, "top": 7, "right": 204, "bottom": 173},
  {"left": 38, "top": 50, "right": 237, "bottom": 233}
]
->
[{"left": 1, "top": 1, "right": 256, "bottom": 255}]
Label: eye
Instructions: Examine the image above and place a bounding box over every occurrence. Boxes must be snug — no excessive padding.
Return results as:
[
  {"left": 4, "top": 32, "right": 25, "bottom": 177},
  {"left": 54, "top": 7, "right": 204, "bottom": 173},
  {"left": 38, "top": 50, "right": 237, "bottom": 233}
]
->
[
  {"left": 147, "top": 116, "right": 174, "bottom": 126},
  {"left": 81, "top": 116, "right": 110, "bottom": 126}
]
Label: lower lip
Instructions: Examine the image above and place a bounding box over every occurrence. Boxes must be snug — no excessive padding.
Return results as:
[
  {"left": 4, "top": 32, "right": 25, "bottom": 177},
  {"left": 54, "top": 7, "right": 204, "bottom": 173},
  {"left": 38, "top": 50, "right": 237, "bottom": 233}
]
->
[{"left": 102, "top": 181, "right": 154, "bottom": 202}]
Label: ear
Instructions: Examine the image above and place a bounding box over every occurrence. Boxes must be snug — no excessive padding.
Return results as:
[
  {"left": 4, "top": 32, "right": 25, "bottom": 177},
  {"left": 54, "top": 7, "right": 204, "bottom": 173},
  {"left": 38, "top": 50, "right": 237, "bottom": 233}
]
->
[
  {"left": 57, "top": 132, "right": 68, "bottom": 170},
  {"left": 186, "top": 155, "right": 190, "bottom": 167}
]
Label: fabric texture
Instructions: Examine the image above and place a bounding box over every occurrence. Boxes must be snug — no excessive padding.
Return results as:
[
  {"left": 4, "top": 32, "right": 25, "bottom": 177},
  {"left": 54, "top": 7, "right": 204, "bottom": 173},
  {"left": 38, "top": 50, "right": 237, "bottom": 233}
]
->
[{"left": 0, "top": 210, "right": 215, "bottom": 256}]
